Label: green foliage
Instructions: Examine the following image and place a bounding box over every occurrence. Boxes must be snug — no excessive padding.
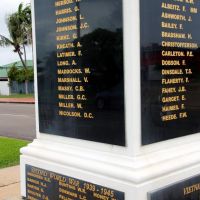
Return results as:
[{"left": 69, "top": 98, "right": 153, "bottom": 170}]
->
[
  {"left": 7, "top": 65, "right": 18, "bottom": 81},
  {"left": 8, "top": 65, "right": 34, "bottom": 83},
  {"left": 8, "top": 3, "right": 32, "bottom": 46},
  {"left": 0, "top": 3, "right": 31, "bottom": 51},
  {"left": 0, "top": 137, "right": 29, "bottom": 168},
  {"left": 25, "top": 68, "right": 34, "bottom": 81}
]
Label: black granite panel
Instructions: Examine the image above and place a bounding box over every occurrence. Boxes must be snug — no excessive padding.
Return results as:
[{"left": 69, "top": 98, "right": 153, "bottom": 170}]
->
[{"left": 34, "top": 0, "right": 125, "bottom": 146}]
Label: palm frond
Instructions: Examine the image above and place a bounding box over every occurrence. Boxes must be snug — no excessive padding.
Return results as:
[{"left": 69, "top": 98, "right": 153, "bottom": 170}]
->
[
  {"left": 18, "top": 3, "right": 23, "bottom": 14},
  {"left": 0, "top": 34, "right": 13, "bottom": 47}
]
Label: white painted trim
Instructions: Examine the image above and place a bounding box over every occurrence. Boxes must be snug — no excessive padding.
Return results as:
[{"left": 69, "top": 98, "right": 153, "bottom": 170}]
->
[
  {"left": 21, "top": 135, "right": 200, "bottom": 184},
  {"left": 123, "top": 0, "right": 141, "bottom": 156},
  {"left": 31, "top": 0, "right": 40, "bottom": 139},
  {"left": 20, "top": 151, "right": 200, "bottom": 199}
]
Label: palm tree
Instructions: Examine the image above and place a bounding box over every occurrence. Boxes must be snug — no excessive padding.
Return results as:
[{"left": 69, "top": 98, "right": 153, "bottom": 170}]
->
[
  {"left": 0, "top": 3, "right": 31, "bottom": 94},
  {"left": 15, "top": 3, "right": 32, "bottom": 65}
]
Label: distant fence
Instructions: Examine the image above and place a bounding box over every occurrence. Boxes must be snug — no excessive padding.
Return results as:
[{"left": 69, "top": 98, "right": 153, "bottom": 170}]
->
[{"left": 10, "top": 81, "right": 34, "bottom": 94}]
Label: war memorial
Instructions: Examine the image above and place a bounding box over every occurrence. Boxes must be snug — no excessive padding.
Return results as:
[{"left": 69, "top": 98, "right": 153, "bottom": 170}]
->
[{"left": 20, "top": 0, "right": 200, "bottom": 199}]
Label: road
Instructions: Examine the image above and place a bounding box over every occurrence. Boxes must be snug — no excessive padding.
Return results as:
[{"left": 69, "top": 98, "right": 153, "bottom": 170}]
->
[{"left": 0, "top": 103, "right": 36, "bottom": 141}]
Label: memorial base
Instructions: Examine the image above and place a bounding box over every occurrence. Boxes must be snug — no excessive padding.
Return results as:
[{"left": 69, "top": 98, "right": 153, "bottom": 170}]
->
[{"left": 20, "top": 136, "right": 200, "bottom": 200}]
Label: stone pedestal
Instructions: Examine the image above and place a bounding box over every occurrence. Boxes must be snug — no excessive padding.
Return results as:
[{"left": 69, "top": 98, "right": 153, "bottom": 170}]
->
[
  {"left": 21, "top": 0, "right": 200, "bottom": 199},
  {"left": 21, "top": 134, "right": 200, "bottom": 199}
]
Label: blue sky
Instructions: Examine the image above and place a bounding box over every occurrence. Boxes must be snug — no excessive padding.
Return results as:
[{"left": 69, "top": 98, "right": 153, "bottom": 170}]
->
[{"left": 0, "top": 0, "right": 32, "bottom": 65}]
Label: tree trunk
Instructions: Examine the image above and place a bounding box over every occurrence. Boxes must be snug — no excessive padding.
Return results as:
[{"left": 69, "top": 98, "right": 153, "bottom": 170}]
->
[
  {"left": 17, "top": 50, "right": 29, "bottom": 94},
  {"left": 17, "top": 50, "right": 27, "bottom": 69},
  {"left": 25, "top": 80, "right": 28, "bottom": 94},
  {"left": 23, "top": 43, "right": 27, "bottom": 66}
]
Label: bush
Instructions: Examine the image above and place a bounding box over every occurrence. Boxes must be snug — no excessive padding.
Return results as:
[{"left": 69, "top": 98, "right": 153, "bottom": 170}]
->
[{"left": 8, "top": 64, "right": 34, "bottom": 83}]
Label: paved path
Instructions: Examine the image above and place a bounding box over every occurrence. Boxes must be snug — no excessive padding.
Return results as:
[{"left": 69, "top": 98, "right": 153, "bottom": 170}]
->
[
  {"left": 0, "top": 103, "right": 36, "bottom": 141},
  {"left": 0, "top": 98, "right": 34, "bottom": 104},
  {"left": 0, "top": 166, "right": 21, "bottom": 200}
]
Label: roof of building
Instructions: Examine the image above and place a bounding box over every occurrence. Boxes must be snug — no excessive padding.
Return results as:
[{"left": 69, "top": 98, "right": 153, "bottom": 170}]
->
[
  {"left": 1, "top": 60, "right": 33, "bottom": 68},
  {"left": 0, "top": 60, "right": 33, "bottom": 78},
  {"left": 0, "top": 69, "right": 8, "bottom": 78}
]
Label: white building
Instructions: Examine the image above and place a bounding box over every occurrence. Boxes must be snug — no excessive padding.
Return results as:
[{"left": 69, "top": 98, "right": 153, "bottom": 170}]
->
[{"left": 0, "top": 66, "right": 9, "bottom": 95}]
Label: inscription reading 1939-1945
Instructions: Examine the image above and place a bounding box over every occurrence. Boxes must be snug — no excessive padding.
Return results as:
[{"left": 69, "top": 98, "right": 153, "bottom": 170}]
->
[
  {"left": 35, "top": 0, "right": 125, "bottom": 146},
  {"left": 141, "top": 0, "right": 200, "bottom": 145},
  {"left": 149, "top": 173, "right": 200, "bottom": 200},
  {"left": 26, "top": 165, "right": 125, "bottom": 200}
]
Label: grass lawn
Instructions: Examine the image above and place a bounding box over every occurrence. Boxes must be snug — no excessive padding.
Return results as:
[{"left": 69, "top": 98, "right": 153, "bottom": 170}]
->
[
  {"left": 0, "top": 137, "right": 29, "bottom": 168},
  {"left": 0, "top": 94, "right": 34, "bottom": 98}
]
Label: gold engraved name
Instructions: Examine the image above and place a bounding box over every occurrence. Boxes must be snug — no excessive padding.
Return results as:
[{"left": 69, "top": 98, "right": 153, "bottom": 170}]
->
[
  {"left": 162, "top": 105, "right": 179, "bottom": 112},
  {"left": 161, "top": 22, "right": 177, "bottom": 29},
  {"left": 162, "top": 60, "right": 180, "bottom": 65},
  {"left": 55, "top": 0, "right": 74, "bottom": 7},
  {"left": 162, "top": 31, "right": 186, "bottom": 39},
  {"left": 57, "top": 51, "right": 76, "bottom": 58},
  {"left": 56, "top": 25, "right": 77, "bottom": 32},
  {"left": 27, "top": 178, "right": 39, "bottom": 185},
  {"left": 184, "top": 183, "right": 200, "bottom": 195},
  {"left": 161, "top": 3, "right": 180, "bottom": 11},
  {"left": 57, "top": 43, "right": 75, "bottom": 49},
  {"left": 56, "top": 16, "right": 77, "bottom": 24},
  {"left": 27, "top": 184, "right": 40, "bottom": 191},
  {"left": 162, "top": 96, "right": 180, "bottom": 103},
  {"left": 59, "top": 194, "right": 73, "bottom": 200},
  {"left": 59, "top": 181, "right": 76, "bottom": 190},
  {"left": 162, "top": 69, "right": 183, "bottom": 75},
  {"left": 56, "top": 35, "right": 70, "bottom": 41},
  {"left": 162, "top": 114, "right": 177, "bottom": 121},
  {"left": 162, "top": 87, "right": 176, "bottom": 94},
  {"left": 162, "top": 78, "right": 184, "bottom": 84},
  {"left": 59, "top": 110, "right": 82, "bottom": 117},
  {"left": 162, "top": 51, "right": 185, "bottom": 56},
  {"left": 58, "top": 86, "right": 73, "bottom": 91},
  {"left": 59, "top": 188, "right": 78, "bottom": 197},
  {"left": 93, "top": 192, "right": 109, "bottom": 200},
  {"left": 27, "top": 195, "right": 37, "bottom": 200},
  {"left": 162, "top": 41, "right": 198, "bottom": 48},
  {"left": 161, "top": 12, "right": 186, "bottom": 21},
  {"left": 27, "top": 172, "right": 44, "bottom": 180},
  {"left": 58, "top": 77, "right": 81, "bottom": 83},
  {"left": 57, "top": 61, "right": 70, "bottom": 66},
  {"left": 57, "top": 42, "right": 82, "bottom": 49},
  {"left": 58, "top": 94, "right": 75, "bottom": 100},
  {"left": 57, "top": 69, "right": 82, "bottom": 74},
  {"left": 55, "top": 8, "right": 72, "bottom": 15},
  {"left": 27, "top": 190, "right": 41, "bottom": 198}
]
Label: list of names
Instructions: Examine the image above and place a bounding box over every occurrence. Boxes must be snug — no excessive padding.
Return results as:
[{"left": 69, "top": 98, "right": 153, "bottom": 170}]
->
[
  {"left": 26, "top": 165, "right": 124, "bottom": 200},
  {"left": 55, "top": 0, "right": 94, "bottom": 120},
  {"left": 160, "top": 0, "right": 198, "bottom": 122}
]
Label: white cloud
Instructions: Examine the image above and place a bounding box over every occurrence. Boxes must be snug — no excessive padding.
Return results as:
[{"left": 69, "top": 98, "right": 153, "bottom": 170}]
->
[{"left": 0, "top": 0, "right": 32, "bottom": 65}]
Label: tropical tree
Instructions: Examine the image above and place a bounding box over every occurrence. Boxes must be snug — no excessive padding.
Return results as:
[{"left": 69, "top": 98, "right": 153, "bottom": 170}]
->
[{"left": 0, "top": 3, "right": 32, "bottom": 93}]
